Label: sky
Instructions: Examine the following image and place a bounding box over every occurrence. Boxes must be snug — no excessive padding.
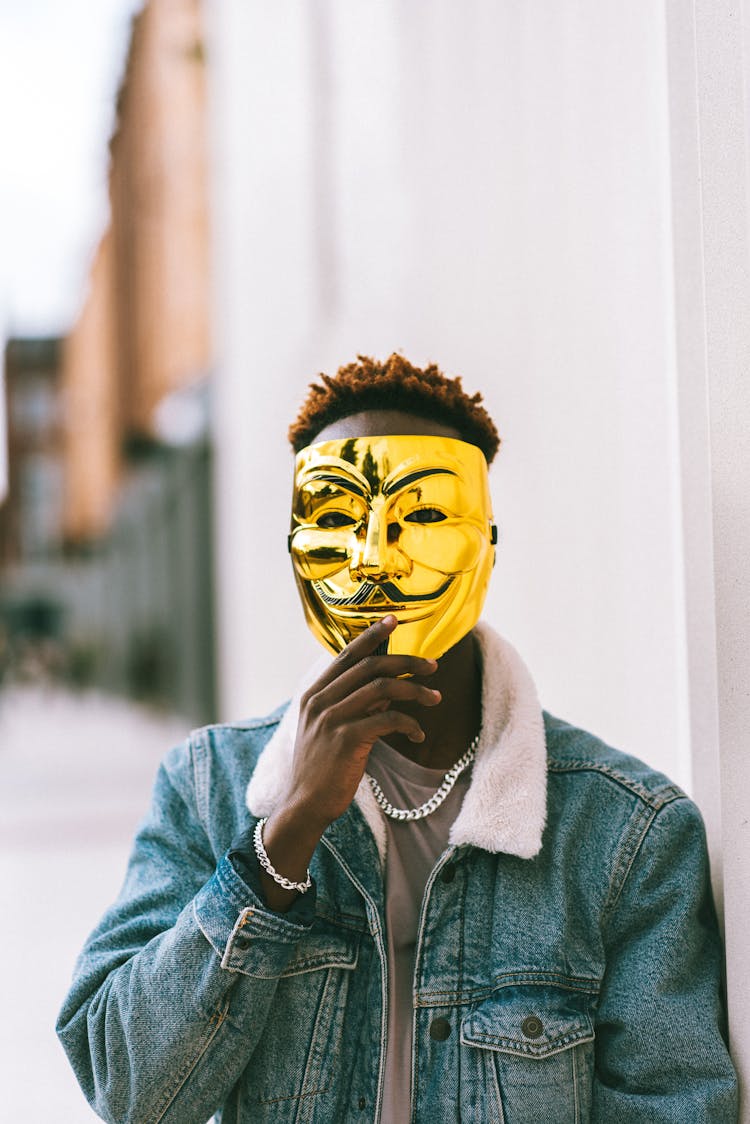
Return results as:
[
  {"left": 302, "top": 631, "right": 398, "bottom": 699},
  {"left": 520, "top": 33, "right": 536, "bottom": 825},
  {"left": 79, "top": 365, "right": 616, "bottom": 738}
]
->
[{"left": 0, "top": 0, "right": 144, "bottom": 339}]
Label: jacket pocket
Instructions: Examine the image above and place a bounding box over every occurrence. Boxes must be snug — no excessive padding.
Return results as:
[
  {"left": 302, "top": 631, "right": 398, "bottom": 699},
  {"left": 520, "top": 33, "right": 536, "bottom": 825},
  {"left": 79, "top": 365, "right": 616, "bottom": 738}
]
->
[{"left": 460, "top": 983, "right": 596, "bottom": 1123}]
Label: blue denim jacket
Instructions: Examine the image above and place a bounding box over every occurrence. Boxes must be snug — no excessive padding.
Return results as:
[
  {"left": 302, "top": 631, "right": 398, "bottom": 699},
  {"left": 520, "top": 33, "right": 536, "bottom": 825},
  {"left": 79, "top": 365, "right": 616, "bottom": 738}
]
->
[{"left": 57, "top": 631, "right": 737, "bottom": 1123}]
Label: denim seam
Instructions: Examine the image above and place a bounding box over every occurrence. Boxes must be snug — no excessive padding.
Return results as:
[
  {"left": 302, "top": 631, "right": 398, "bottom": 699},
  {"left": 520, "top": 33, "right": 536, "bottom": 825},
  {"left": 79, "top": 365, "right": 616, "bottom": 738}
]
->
[
  {"left": 243, "top": 907, "right": 318, "bottom": 945},
  {"left": 313, "top": 906, "right": 368, "bottom": 933},
  {"left": 151, "top": 998, "right": 229, "bottom": 1123},
  {"left": 190, "top": 730, "right": 209, "bottom": 830},
  {"left": 547, "top": 757, "right": 684, "bottom": 809},
  {"left": 571, "top": 1042, "right": 579, "bottom": 1123},
  {"left": 416, "top": 971, "right": 601, "bottom": 1004},
  {"left": 457, "top": 868, "right": 467, "bottom": 1006},
  {"left": 603, "top": 801, "right": 661, "bottom": 918},
  {"left": 193, "top": 713, "right": 287, "bottom": 735},
  {"left": 484, "top": 1048, "right": 504, "bottom": 1124},
  {"left": 411, "top": 1008, "right": 421, "bottom": 1124},
  {"left": 463, "top": 1029, "right": 594, "bottom": 1058}
]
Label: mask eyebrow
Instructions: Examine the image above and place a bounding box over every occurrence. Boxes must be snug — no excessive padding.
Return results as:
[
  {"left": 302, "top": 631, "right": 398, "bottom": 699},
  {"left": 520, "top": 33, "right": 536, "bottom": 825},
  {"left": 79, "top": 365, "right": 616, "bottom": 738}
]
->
[
  {"left": 383, "top": 467, "right": 457, "bottom": 497},
  {"left": 305, "top": 472, "right": 369, "bottom": 500}
]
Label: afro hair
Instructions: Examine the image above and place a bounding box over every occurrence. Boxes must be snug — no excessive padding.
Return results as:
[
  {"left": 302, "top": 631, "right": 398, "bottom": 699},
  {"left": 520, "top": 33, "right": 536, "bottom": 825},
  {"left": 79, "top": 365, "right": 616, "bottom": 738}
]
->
[{"left": 288, "top": 353, "right": 500, "bottom": 463}]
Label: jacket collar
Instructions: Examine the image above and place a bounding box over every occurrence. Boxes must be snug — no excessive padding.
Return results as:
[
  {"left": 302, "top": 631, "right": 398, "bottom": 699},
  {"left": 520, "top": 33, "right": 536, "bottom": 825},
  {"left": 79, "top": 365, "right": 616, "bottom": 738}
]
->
[{"left": 246, "top": 621, "right": 547, "bottom": 862}]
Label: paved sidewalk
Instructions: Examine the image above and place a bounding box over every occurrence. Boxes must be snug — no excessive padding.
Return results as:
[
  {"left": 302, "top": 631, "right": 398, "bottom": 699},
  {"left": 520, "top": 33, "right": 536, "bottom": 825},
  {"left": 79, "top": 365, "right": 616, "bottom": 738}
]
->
[{"left": 0, "top": 686, "right": 190, "bottom": 1121}]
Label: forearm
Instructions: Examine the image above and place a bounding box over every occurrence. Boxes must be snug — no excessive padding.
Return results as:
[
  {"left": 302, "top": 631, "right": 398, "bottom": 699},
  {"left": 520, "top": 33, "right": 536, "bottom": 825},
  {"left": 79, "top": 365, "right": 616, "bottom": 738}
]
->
[{"left": 57, "top": 853, "right": 316, "bottom": 1124}]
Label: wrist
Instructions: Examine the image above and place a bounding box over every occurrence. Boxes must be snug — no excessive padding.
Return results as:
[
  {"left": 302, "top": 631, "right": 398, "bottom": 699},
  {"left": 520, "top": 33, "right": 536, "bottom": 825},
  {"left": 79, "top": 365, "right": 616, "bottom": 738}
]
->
[
  {"left": 254, "top": 818, "right": 312, "bottom": 894},
  {"left": 252, "top": 804, "right": 325, "bottom": 914},
  {"left": 272, "top": 795, "right": 331, "bottom": 848}
]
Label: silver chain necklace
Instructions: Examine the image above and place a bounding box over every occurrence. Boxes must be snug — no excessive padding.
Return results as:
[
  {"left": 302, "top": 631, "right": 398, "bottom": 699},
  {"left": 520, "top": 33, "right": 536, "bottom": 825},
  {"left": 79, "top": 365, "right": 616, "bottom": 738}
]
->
[{"left": 366, "top": 731, "right": 480, "bottom": 822}]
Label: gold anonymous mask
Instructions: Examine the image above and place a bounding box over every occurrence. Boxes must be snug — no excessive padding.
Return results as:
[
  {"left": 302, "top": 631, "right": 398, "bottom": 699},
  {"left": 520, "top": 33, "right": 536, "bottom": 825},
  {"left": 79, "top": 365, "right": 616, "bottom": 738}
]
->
[{"left": 290, "top": 435, "right": 496, "bottom": 659}]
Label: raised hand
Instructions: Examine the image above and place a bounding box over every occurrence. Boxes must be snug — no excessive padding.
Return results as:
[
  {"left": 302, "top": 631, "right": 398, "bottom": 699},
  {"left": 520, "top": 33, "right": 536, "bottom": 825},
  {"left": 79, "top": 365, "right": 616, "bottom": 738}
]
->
[{"left": 258, "top": 615, "right": 440, "bottom": 910}]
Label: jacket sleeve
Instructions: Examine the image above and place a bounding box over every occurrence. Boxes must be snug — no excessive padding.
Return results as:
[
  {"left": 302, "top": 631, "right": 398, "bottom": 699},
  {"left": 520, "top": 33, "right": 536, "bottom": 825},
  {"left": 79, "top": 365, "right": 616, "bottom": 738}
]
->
[
  {"left": 56, "top": 741, "right": 316, "bottom": 1124},
  {"left": 592, "top": 795, "right": 738, "bottom": 1122}
]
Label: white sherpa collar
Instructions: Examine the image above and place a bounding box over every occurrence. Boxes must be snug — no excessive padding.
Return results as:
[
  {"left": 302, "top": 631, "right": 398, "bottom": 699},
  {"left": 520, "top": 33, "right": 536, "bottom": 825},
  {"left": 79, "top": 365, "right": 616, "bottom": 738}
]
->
[{"left": 246, "top": 621, "right": 547, "bottom": 862}]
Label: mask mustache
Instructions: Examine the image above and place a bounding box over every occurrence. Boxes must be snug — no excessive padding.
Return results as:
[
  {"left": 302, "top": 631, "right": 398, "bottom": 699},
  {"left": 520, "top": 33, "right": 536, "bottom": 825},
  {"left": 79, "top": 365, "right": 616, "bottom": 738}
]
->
[{"left": 313, "top": 577, "right": 453, "bottom": 607}]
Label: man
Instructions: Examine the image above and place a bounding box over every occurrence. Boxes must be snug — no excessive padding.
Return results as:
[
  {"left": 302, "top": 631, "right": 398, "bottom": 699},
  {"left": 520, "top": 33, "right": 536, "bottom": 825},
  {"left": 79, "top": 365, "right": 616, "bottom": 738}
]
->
[{"left": 58, "top": 355, "right": 737, "bottom": 1122}]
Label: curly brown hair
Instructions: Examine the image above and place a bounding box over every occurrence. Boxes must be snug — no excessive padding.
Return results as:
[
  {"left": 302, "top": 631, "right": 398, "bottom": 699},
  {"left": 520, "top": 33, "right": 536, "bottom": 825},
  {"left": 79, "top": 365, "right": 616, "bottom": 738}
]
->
[{"left": 288, "top": 353, "right": 500, "bottom": 463}]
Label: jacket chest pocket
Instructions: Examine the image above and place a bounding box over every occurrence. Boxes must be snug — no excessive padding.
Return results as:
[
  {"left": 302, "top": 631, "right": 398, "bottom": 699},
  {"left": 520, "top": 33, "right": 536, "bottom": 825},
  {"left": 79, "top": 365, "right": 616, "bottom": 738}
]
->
[
  {"left": 241, "top": 923, "right": 363, "bottom": 1122},
  {"left": 460, "top": 984, "right": 596, "bottom": 1124}
]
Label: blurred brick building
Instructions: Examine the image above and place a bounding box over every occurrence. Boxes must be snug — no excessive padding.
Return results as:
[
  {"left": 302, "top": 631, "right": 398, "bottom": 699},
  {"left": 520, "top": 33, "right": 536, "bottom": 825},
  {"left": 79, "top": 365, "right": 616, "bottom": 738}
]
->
[{"left": 63, "top": 0, "right": 211, "bottom": 544}]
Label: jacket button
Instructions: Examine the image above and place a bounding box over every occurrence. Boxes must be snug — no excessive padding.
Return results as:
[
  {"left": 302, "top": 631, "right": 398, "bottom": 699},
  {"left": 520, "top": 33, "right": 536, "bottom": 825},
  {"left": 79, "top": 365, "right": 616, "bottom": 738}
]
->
[
  {"left": 429, "top": 1017, "right": 452, "bottom": 1041},
  {"left": 440, "top": 865, "right": 455, "bottom": 884},
  {"left": 521, "top": 1015, "right": 544, "bottom": 1039},
  {"left": 358, "top": 1097, "right": 366, "bottom": 1110}
]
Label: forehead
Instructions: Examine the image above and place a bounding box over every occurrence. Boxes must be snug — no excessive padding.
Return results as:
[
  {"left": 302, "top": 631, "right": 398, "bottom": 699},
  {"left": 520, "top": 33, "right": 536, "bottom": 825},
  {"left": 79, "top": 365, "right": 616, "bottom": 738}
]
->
[
  {"left": 294, "top": 433, "right": 487, "bottom": 502},
  {"left": 311, "top": 409, "right": 462, "bottom": 443}
]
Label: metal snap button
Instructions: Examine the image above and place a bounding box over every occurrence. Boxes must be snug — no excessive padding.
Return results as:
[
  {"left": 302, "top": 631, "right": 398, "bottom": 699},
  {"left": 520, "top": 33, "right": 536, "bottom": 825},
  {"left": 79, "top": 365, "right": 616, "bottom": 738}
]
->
[
  {"left": 521, "top": 1015, "right": 544, "bottom": 1039},
  {"left": 358, "top": 1096, "right": 366, "bottom": 1110},
  {"left": 429, "top": 1017, "right": 452, "bottom": 1041},
  {"left": 440, "top": 865, "right": 456, "bottom": 884}
]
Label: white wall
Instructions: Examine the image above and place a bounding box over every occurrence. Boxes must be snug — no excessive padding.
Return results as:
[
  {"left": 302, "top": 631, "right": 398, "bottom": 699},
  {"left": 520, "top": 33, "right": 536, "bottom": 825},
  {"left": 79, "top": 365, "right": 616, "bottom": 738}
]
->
[
  {"left": 209, "top": 1, "right": 689, "bottom": 784},
  {"left": 665, "top": 0, "right": 750, "bottom": 1105}
]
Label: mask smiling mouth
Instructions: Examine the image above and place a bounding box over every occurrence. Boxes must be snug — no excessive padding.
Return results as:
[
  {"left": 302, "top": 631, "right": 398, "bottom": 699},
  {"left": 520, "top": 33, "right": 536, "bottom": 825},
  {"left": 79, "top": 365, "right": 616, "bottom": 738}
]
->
[{"left": 313, "top": 576, "right": 454, "bottom": 608}]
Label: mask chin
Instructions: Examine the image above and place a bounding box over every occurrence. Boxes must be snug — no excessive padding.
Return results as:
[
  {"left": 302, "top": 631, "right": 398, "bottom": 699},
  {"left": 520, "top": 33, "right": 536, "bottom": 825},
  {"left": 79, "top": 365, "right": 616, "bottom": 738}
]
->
[{"left": 298, "top": 582, "right": 484, "bottom": 660}]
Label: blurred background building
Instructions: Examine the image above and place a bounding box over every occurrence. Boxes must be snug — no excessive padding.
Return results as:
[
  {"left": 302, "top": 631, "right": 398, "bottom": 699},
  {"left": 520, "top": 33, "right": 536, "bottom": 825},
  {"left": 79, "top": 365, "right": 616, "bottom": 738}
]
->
[
  {"left": 0, "top": 0, "right": 214, "bottom": 723},
  {"left": 1, "top": 337, "right": 64, "bottom": 567},
  {"left": 0, "top": 337, "right": 67, "bottom": 683}
]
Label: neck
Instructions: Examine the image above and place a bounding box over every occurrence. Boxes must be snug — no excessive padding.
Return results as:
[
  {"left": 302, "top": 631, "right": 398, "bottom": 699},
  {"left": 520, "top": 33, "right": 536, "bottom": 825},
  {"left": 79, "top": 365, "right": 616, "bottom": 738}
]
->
[{"left": 382, "top": 629, "right": 482, "bottom": 770}]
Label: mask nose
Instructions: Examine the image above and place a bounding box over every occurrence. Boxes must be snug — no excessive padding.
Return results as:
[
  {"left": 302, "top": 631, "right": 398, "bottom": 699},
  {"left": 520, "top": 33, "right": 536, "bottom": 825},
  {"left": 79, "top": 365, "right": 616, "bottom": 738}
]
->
[{"left": 350, "top": 507, "right": 409, "bottom": 582}]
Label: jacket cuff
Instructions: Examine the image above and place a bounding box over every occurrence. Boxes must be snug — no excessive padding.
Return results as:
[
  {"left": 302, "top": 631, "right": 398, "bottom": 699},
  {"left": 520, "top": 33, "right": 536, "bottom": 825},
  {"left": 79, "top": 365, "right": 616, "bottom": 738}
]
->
[
  {"left": 193, "top": 852, "right": 317, "bottom": 978},
  {"left": 227, "top": 825, "right": 317, "bottom": 921}
]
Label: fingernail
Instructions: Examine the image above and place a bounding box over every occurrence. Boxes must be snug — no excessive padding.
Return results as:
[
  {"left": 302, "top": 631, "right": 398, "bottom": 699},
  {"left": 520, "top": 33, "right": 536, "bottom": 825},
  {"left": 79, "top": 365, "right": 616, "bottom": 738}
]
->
[{"left": 382, "top": 614, "right": 397, "bottom": 628}]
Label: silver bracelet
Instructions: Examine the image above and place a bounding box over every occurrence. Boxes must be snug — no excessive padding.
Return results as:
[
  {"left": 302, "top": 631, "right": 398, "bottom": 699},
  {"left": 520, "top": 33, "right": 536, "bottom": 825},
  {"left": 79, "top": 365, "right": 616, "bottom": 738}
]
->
[{"left": 253, "top": 817, "right": 312, "bottom": 894}]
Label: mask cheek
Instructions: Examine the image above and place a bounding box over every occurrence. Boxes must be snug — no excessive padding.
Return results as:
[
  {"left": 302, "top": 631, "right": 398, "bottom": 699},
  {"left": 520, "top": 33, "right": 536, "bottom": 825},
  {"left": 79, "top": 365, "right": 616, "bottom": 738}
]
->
[
  {"left": 401, "top": 523, "right": 484, "bottom": 575},
  {"left": 290, "top": 529, "right": 352, "bottom": 581}
]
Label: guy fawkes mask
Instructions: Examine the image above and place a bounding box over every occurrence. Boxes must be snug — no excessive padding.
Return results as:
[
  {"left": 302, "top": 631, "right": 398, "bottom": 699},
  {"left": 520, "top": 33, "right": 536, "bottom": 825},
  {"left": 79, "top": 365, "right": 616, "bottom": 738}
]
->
[{"left": 290, "top": 434, "right": 496, "bottom": 659}]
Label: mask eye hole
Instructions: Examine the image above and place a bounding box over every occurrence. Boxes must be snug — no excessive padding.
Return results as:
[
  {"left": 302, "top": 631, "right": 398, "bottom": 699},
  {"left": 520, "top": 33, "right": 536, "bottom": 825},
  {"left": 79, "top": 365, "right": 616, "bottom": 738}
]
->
[
  {"left": 404, "top": 507, "right": 447, "bottom": 524},
  {"left": 317, "top": 511, "right": 358, "bottom": 529}
]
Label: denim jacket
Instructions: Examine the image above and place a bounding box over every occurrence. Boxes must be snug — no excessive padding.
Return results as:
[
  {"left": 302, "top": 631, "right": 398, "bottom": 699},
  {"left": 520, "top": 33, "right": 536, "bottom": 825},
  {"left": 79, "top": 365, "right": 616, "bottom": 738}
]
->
[{"left": 57, "top": 625, "right": 738, "bottom": 1123}]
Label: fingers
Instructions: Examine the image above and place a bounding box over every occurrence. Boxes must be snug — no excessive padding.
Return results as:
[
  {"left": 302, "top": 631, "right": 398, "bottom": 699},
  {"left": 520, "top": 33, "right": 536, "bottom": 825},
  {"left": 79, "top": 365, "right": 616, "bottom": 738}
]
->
[
  {"left": 301, "top": 620, "right": 436, "bottom": 705},
  {"left": 311, "top": 616, "right": 400, "bottom": 693},
  {"left": 353, "top": 709, "right": 428, "bottom": 745},
  {"left": 303, "top": 616, "right": 437, "bottom": 705},
  {"left": 310, "top": 649, "right": 437, "bottom": 712},
  {"left": 329, "top": 676, "right": 441, "bottom": 722},
  {"left": 297, "top": 617, "right": 440, "bottom": 752}
]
